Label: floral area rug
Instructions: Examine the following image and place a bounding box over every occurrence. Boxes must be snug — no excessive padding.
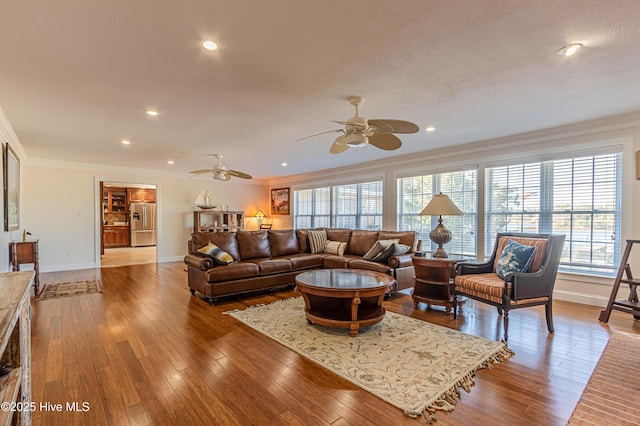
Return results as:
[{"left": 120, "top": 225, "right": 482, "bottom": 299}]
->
[
  {"left": 226, "top": 297, "right": 513, "bottom": 422},
  {"left": 36, "top": 280, "right": 103, "bottom": 301}
]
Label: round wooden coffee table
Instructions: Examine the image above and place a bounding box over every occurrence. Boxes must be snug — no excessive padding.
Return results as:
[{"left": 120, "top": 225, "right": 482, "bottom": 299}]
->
[{"left": 295, "top": 269, "right": 395, "bottom": 336}]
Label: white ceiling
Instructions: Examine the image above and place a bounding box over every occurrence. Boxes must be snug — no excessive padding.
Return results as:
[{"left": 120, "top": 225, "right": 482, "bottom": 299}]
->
[{"left": 1, "top": 1, "right": 639, "bottom": 181}]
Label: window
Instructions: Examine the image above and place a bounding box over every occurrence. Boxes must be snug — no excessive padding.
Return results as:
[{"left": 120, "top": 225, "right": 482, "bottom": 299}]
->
[
  {"left": 293, "top": 180, "right": 382, "bottom": 230},
  {"left": 293, "top": 187, "right": 330, "bottom": 229},
  {"left": 485, "top": 152, "right": 621, "bottom": 275},
  {"left": 397, "top": 170, "right": 477, "bottom": 257},
  {"left": 332, "top": 181, "right": 383, "bottom": 230}
]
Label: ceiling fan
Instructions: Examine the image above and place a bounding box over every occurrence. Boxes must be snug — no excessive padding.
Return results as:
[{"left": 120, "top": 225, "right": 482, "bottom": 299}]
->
[
  {"left": 297, "top": 96, "right": 420, "bottom": 154},
  {"left": 189, "top": 154, "right": 252, "bottom": 181}
]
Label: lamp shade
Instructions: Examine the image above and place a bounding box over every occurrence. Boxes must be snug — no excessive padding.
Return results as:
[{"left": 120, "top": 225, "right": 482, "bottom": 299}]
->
[
  {"left": 419, "top": 193, "right": 463, "bottom": 216},
  {"left": 255, "top": 209, "right": 266, "bottom": 220}
]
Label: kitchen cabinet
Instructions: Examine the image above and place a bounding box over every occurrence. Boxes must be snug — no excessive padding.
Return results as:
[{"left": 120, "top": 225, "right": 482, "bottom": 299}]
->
[
  {"left": 128, "top": 188, "right": 156, "bottom": 203},
  {"left": 103, "top": 187, "right": 127, "bottom": 213},
  {"left": 103, "top": 226, "right": 130, "bottom": 248},
  {"left": 193, "top": 210, "right": 244, "bottom": 232}
]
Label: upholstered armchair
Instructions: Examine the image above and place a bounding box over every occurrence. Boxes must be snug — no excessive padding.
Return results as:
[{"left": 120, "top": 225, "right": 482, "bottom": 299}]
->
[{"left": 453, "top": 232, "right": 565, "bottom": 342}]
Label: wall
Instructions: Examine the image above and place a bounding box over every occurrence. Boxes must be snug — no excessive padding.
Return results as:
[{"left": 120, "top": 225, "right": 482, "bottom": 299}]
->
[
  {"left": 21, "top": 162, "right": 269, "bottom": 271},
  {"left": 269, "top": 112, "right": 640, "bottom": 307}
]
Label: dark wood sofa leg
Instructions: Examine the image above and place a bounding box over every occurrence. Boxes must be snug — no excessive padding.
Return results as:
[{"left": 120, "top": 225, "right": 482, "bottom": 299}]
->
[
  {"left": 503, "top": 310, "right": 509, "bottom": 342},
  {"left": 453, "top": 294, "right": 458, "bottom": 319},
  {"left": 545, "top": 302, "right": 555, "bottom": 334},
  {"left": 189, "top": 288, "right": 195, "bottom": 295}
]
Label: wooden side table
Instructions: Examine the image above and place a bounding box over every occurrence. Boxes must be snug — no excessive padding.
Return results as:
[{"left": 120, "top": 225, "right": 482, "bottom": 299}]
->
[
  {"left": 411, "top": 254, "right": 467, "bottom": 314},
  {"left": 9, "top": 240, "right": 40, "bottom": 295}
]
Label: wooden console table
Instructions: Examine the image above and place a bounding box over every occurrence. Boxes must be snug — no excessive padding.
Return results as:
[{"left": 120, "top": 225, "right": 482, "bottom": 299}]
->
[
  {"left": 0, "top": 271, "right": 34, "bottom": 426},
  {"left": 411, "top": 254, "right": 468, "bottom": 314},
  {"left": 9, "top": 240, "right": 40, "bottom": 295}
]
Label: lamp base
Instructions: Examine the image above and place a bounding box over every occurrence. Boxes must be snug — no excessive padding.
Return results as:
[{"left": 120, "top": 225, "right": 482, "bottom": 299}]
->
[{"left": 432, "top": 246, "right": 449, "bottom": 258}]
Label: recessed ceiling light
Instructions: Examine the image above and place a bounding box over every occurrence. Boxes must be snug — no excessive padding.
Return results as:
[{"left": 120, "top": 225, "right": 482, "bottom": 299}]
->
[
  {"left": 146, "top": 109, "right": 158, "bottom": 117},
  {"left": 167, "top": 160, "right": 175, "bottom": 165},
  {"left": 425, "top": 126, "right": 436, "bottom": 132},
  {"left": 202, "top": 40, "right": 218, "bottom": 51},
  {"left": 281, "top": 162, "right": 288, "bottom": 167},
  {"left": 558, "top": 43, "right": 583, "bottom": 57},
  {"left": 121, "top": 139, "right": 130, "bottom": 145}
]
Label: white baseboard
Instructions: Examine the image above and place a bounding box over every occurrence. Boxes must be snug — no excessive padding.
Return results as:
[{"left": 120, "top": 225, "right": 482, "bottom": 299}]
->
[
  {"left": 158, "top": 255, "right": 184, "bottom": 263},
  {"left": 41, "top": 262, "right": 98, "bottom": 273},
  {"left": 554, "top": 289, "right": 610, "bottom": 308}
]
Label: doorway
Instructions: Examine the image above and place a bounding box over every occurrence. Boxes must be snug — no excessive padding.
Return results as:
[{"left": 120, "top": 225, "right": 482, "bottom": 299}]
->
[{"left": 100, "top": 181, "right": 157, "bottom": 267}]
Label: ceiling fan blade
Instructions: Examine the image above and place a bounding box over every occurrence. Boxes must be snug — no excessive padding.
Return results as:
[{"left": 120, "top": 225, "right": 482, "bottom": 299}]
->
[
  {"left": 228, "top": 170, "right": 253, "bottom": 179},
  {"left": 368, "top": 133, "right": 402, "bottom": 151},
  {"left": 366, "top": 119, "right": 394, "bottom": 134},
  {"left": 330, "top": 137, "right": 350, "bottom": 154},
  {"left": 189, "top": 169, "right": 213, "bottom": 175},
  {"left": 370, "top": 119, "right": 419, "bottom": 134},
  {"left": 296, "top": 129, "right": 343, "bottom": 142},
  {"left": 330, "top": 120, "right": 368, "bottom": 129}
]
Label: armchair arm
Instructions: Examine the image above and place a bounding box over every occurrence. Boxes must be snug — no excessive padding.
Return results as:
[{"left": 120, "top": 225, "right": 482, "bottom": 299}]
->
[
  {"left": 184, "top": 254, "right": 214, "bottom": 271},
  {"left": 455, "top": 261, "right": 494, "bottom": 276},
  {"left": 510, "top": 267, "right": 553, "bottom": 300},
  {"left": 388, "top": 254, "right": 413, "bottom": 268}
]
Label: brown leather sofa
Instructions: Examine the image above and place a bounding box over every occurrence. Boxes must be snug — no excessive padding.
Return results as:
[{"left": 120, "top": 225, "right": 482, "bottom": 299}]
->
[{"left": 184, "top": 228, "right": 420, "bottom": 303}]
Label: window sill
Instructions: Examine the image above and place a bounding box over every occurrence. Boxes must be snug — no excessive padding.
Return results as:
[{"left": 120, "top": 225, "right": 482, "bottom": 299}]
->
[{"left": 556, "top": 271, "right": 615, "bottom": 286}]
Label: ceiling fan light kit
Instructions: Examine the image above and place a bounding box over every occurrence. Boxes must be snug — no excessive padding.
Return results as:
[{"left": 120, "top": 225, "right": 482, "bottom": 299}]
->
[{"left": 298, "top": 96, "right": 419, "bottom": 154}]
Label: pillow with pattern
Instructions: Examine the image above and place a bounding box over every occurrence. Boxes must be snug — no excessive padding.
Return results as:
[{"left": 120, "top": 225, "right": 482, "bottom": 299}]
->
[
  {"left": 392, "top": 243, "right": 411, "bottom": 255},
  {"left": 371, "top": 243, "right": 396, "bottom": 263},
  {"left": 308, "top": 229, "right": 328, "bottom": 254},
  {"left": 496, "top": 240, "right": 536, "bottom": 280},
  {"left": 197, "top": 242, "right": 234, "bottom": 265},
  {"left": 362, "top": 239, "right": 399, "bottom": 261},
  {"left": 324, "top": 240, "right": 347, "bottom": 256}
]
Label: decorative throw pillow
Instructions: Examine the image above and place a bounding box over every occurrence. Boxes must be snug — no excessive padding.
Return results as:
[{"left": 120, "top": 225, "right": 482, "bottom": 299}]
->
[
  {"left": 362, "top": 239, "right": 399, "bottom": 261},
  {"left": 197, "top": 242, "right": 234, "bottom": 265},
  {"left": 324, "top": 240, "right": 347, "bottom": 256},
  {"left": 495, "top": 240, "right": 536, "bottom": 280},
  {"left": 371, "top": 243, "right": 396, "bottom": 263},
  {"left": 392, "top": 243, "right": 411, "bottom": 256},
  {"left": 308, "top": 229, "right": 328, "bottom": 254}
]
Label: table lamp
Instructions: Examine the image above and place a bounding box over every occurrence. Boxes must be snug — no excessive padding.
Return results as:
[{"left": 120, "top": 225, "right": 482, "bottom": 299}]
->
[{"left": 419, "top": 193, "right": 463, "bottom": 258}]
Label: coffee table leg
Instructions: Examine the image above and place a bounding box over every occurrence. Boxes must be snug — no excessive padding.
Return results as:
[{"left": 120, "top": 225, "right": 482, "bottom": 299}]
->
[{"left": 350, "top": 294, "right": 361, "bottom": 337}]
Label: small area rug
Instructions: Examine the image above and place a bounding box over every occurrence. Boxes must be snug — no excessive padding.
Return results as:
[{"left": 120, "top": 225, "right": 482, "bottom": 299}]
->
[
  {"left": 227, "top": 297, "right": 512, "bottom": 422},
  {"left": 36, "top": 280, "right": 103, "bottom": 301},
  {"left": 567, "top": 331, "right": 640, "bottom": 425}
]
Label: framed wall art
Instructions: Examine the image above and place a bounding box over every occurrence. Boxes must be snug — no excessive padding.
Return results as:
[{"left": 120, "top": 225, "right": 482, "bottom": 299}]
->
[
  {"left": 270, "top": 187, "right": 290, "bottom": 215},
  {"left": 4, "top": 143, "right": 19, "bottom": 231}
]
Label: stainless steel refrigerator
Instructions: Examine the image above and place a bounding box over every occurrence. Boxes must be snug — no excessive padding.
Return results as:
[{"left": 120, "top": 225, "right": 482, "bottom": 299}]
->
[{"left": 130, "top": 202, "right": 157, "bottom": 247}]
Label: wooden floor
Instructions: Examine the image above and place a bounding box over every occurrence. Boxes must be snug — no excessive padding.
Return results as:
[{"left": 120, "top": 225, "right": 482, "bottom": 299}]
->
[
  {"left": 101, "top": 247, "right": 156, "bottom": 268},
  {"left": 30, "top": 262, "right": 640, "bottom": 425}
]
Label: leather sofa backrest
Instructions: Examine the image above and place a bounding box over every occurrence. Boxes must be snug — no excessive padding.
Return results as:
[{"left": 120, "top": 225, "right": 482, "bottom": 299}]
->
[
  {"left": 326, "top": 228, "right": 352, "bottom": 244},
  {"left": 237, "top": 230, "right": 272, "bottom": 260},
  {"left": 192, "top": 231, "right": 241, "bottom": 261},
  {"left": 269, "top": 230, "right": 300, "bottom": 257},
  {"left": 348, "top": 230, "right": 379, "bottom": 256},
  {"left": 378, "top": 230, "right": 418, "bottom": 252}
]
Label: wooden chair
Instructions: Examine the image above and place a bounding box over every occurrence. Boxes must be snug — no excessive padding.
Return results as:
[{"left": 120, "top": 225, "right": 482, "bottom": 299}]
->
[{"left": 453, "top": 232, "right": 565, "bottom": 342}]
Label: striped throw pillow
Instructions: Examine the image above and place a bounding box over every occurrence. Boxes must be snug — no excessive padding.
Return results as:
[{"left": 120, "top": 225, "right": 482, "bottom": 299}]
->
[
  {"left": 197, "top": 242, "right": 234, "bottom": 265},
  {"left": 308, "top": 230, "right": 328, "bottom": 254}
]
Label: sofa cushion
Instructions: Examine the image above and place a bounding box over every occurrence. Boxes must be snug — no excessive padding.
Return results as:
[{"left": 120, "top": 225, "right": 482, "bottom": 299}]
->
[
  {"left": 295, "top": 229, "right": 311, "bottom": 253},
  {"left": 252, "top": 258, "right": 293, "bottom": 275},
  {"left": 348, "top": 230, "right": 379, "bottom": 256},
  {"left": 348, "top": 259, "right": 393, "bottom": 275},
  {"left": 326, "top": 228, "right": 352, "bottom": 244},
  {"left": 197, "top": 242, "right": 234, "bottom": 265},
  {"left": 205, "top": 262, "right": 260, "bottom": 283},
  {"left": 237, "top": 230, "right": 272, "bottom": 260},
  {"left": 269, "top": 230, "right": 299, "bottom": 257},
  {"left": 309, "top": 229, "right": 328, "bottom": 253},
  {"left": 192, "top": 231, "right": 241, "bottom": 261},
  {"left": 378, "top": 230, "right": 418, "bottom": 252},
  {"left": 325, "top": 240, "right": 347, "bottom": 256},
  {"left": 495, "top": 240, "right": 536, "bottom": 280},
  {"left": 323, "top": 255, "right": 350, "bottom": 269},
  {"left": 362, "top": 239, "right": 399, "bottom": 261},
  {"left": 286, "top": 253, "right": 324, "bottom": 270}
]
